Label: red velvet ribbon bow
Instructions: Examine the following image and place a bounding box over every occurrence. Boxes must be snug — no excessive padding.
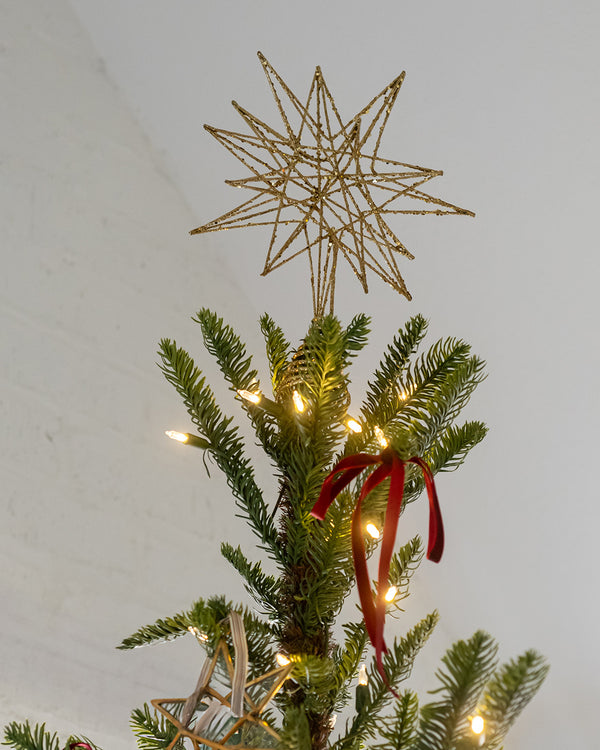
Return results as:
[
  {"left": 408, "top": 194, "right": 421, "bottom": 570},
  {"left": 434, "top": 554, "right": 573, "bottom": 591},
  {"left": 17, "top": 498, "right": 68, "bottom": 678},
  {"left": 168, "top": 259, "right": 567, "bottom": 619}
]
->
[{"left": 310, "top": 447, "right": 443, "bottom": 690}]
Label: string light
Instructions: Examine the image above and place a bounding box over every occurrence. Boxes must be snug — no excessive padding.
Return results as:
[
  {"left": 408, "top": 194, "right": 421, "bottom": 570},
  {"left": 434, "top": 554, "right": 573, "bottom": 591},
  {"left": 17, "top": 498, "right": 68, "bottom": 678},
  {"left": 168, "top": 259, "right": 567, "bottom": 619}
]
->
[
  {"left": 471, "top": 716, "right": 484, "bottom": 735},
  {"left": 165, "top": 431, "right": 189, "bottom": 443},
  {"left": 358, "top": 663, "right": 368, "bottom": 686},
  {"left": 237, "top": 389, "right": 262, "bottom": 404},
  {"left": 164, "top": 430, "right": 210, "bottom": 450},
  {"left": 384, "top": 585, "right": 397, "bottom": 602},
  {"left": 347, "top": 418, "right": 362, "bottom": 433},
  {"left": 276, "top": 653, "right": 291, "bottom": 666},
  {"left": 374, "top": 425, "right": 388, "bottom": 448},
  {"left": 355, "top": 663, "right": 369, "bottom": 713},
  {"left": 187, "top": 625, "right": 209, "bottom": 642},
  {"left": 366, "top": 523, "right": 380, "bottom": 539},
  {"left": 292, "top": 390, "right": 305, "bottom": 413}
]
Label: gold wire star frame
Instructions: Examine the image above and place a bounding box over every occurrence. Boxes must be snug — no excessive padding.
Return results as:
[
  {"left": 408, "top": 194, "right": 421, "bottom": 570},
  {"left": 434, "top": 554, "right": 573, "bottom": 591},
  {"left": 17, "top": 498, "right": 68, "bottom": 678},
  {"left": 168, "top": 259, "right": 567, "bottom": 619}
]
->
[
  {"left": 192, "top": 52, "right": 474, "bottom": 317},
  {"left": 151, "top": 638, "right": 292, "bottom": 750}
]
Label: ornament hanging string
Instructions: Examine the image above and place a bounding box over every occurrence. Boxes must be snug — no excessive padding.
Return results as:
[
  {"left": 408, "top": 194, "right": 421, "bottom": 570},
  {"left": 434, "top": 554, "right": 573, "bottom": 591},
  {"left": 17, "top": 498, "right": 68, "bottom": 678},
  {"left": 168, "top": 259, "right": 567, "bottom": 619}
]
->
[{"left": 310, "top": 447, "right": 443, "bottom": 691}]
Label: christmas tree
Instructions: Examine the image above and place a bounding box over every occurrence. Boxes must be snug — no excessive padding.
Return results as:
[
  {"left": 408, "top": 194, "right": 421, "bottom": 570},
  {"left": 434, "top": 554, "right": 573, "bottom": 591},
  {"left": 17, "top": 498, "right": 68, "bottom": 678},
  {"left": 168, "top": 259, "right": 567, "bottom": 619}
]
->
[{"left": 3, "top": 54, "right": 547, "bottom": 750}]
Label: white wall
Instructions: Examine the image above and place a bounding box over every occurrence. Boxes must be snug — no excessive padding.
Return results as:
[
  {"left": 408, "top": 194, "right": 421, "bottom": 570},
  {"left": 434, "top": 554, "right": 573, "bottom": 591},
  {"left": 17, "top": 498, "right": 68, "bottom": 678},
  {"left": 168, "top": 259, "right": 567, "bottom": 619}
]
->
[
  {"left": 3, "top": 1, "right": 599, "bottom": 749},
  {"left": 66, "top": 2, "right": 600, "bottom": 747},
  {"left": 0, "top": 3, "right": 261, "bottom": 747}
]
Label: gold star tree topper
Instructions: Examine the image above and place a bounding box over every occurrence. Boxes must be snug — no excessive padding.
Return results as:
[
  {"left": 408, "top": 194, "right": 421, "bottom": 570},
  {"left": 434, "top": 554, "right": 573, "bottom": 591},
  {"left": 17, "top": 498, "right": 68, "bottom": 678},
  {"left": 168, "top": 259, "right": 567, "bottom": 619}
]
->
[{"left": 192, "top": 52, "right": 474, "bottom": 318}]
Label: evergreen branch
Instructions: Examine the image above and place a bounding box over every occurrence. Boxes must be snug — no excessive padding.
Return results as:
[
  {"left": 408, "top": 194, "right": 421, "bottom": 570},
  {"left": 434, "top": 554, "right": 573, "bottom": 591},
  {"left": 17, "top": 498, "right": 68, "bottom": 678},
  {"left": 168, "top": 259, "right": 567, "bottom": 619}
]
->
[
  {"left": 194, "top": 308, "right": 258, "bottom": 391},
  {"left": 341, "top": 314, "right": 371, "bottom": 364},
  {"left": 220, "top": 542, "right": 281, "bottom": 616},
  {"left": 362, "top": 315, "right": 428, "bottom": 423},
  {"left": 385, "top": 421, "right": 487, "bottom": 513},
  {"left": 388, "top": 353, "right": 486, "bottom": 455},
  {"left": 298, "top": 492, "right": 356, "bottom": 628},
  {"left": 288, "top": 654, "right": 337, "bottom": 714},
  {"left": 415, "top": 631, "right": 498, "bottom": 750},
  {"left": 279, "top": 707, "right": 312, "bottom": 750},
  {"left": 260, "top": 313, "right": 292, "bottom": 390},
  {"left": 3, "top": 723, "right": 60, "bottom": 750},
  {"left": 388, "top": 535, "right": 425, "bottom": 602},
  {"left": 425, "top": 421, "right": 488, "bottom": 474},
  {"left": 158, "top": 339, "right": 279, "bottom": 556},
  {"left": 118, "top": 596, "right": 276, "bottom": 677},
  {"left": 481, "top": 650, "right": 549, "bottom": 749},
  {"left": 335, "top": 612, "right": 438, "bottom": 750},
  {"left": 332, "top": 622, "right": 369, "bottom": 710},
  {"left": 130, "top": 705, "right": 180, "bottom": 750},
  {"left": 375, "top": 690, "right": 419, "bottom": 750},
  {"left": 117, "top": 609, "right": 195, "bottom": 650},
  {"left": 195, "top": 310, "right": 282, "bottom": 463},
  {"left": 287, "top": 316, "right": 350, "bottom": 511}
]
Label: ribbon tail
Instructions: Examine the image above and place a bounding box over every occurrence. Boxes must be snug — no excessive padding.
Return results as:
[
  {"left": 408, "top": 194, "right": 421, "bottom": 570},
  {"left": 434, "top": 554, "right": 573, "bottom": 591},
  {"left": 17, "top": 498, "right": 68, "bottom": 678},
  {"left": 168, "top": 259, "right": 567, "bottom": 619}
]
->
[
  {"left": 375, "top": 458, "right": 405, "bottom": 656},
  {"left": 373, "top": 456, "right": 405, "bottom": 699},
  {"left": 351, "top": 463, "right": 391, "bottom": 648},
  {"left": 411, "top": 457, "right": 444, "bottom": 562}
]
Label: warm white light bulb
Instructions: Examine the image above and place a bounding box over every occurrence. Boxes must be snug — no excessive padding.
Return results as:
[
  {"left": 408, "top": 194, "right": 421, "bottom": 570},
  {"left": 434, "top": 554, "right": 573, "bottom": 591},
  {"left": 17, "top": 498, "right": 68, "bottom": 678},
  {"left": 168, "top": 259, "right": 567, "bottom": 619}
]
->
[
  {"left": 237, "top": 389, "right": 262, "bottom": 404},
  {"left": 374, "top": 425, "right": 388, "bottom": 448},
  {"left": 366, "top": 523, "right": 380, "bottom": 539},
  {"left": 292, "top": 390, "right": 305, "bottom": 413},
  {"left": 276, "top": 653, "right": 291, "bottom": 666},
  {"left": 358, "top": 663, "right": 368, "bottom": 686},
  {"left": 187, "top": 625, "right": 208, "bottom": 642},
  {"left": 347, "top": 418, "right": 362, "bottom": 433},
  {"left": 384, "top": 586, "right": 397, "bottom": 602},
  {"left": 471, "top": 716, "right": 484, "bottom": 735},
  {"left": 165, "top": 430, "right": 189, "bottom": 444}
]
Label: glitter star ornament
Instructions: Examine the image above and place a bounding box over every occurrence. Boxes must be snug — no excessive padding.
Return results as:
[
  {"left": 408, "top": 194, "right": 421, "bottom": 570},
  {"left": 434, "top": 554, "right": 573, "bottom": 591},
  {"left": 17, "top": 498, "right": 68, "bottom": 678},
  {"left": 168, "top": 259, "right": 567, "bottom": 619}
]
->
[
  {"left": 192, "top": 52, "right": 474, "bottom": 317},
  {"left": 151, "top": 637, "right": 292, "bottom": 750}
]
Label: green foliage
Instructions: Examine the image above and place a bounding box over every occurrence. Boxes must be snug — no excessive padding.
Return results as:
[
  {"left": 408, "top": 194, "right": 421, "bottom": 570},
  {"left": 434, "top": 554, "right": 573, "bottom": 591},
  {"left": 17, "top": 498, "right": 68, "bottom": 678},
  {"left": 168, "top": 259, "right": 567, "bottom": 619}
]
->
[
  {"left": 260, "top": 314, "right": 292, "bottom": 390},
  {"left": 387, "top": 535, "right": 424, "bottom": 602},
  {"left": 2, "top": 723, "right": 60, "bottom": 750},
  {"left": 2, "top": 724, "right": 103, "bottom": 750},
  {"left": 117, "top": 596, "right": 275, "bottom": 677},
  {"left": 279, "top": 707, "right": 312, "bottom": 750},
  {"left": 288, "top": 654, "right": 337, "bottom": 714},
  {"left": 415, "top": 631, "right": 498, "bottom": 750},
  {"left": 332, "top": 622, "right": 369, "bottom": 696},
  {"left": 336, "top": 612, "right": 439, "bottom": 750},
  {"left": 194, "top": 308, "right": 258, "bottom": 391},
  {"left": 2, "top": 299, "right": 549, "bottom": 749},
  {"left": 133, "top": 308, "right": 547, "bottom": 750},
  {"left": 481, "top": 650, "right": 549, "bottom": 749},
  {"left": 340, "top": 314, "right": 371, "bottom": 365},
  {"left": 362, "top": 315, "right": 429, "bottom": 425},
  {"left": 376, "top": 691, "right": 420, "bottom": 750},
  {"left": 158, "top": 338, "right": 279, "bottom": 557},
  {"left": 130, "top": 705, "right": 180, "bottom": 750},
  {"left": 220, "top": 542, "right": 281, "bottom": 617}
]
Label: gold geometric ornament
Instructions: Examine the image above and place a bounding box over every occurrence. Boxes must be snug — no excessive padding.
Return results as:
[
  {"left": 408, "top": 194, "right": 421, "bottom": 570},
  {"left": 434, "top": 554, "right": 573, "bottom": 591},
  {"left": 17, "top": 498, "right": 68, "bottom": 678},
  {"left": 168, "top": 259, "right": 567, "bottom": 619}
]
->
[
  {"left": 151, "top": 638, "right": 292, "bottom": 750},
  {"left": 192, "top": 52, "right": 474, "bottom": 318}
]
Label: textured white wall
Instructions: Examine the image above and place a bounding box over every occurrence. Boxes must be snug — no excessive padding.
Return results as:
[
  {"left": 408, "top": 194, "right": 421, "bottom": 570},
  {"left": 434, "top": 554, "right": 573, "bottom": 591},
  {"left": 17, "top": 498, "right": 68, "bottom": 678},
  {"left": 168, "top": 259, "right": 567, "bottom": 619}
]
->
[
  {"left": 66, "top": 2, "right": 600, "bottom": 748},
  {"left": 0, "top": 3, "right": 262, "bottom": 747},
  {"left": 3, "top": 1, "right": 600, "bottom": 749}
]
